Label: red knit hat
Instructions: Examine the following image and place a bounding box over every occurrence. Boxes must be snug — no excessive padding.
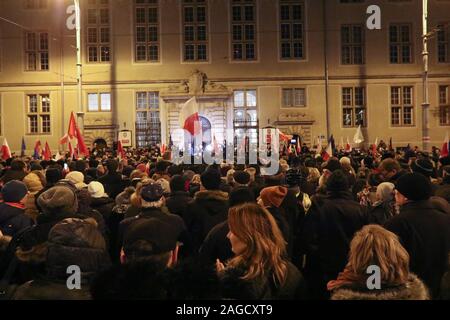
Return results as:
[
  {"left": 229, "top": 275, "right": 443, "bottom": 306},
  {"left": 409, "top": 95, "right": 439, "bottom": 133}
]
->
[{"left": 259, "top": 186, "right": 288, "bottom": 208}]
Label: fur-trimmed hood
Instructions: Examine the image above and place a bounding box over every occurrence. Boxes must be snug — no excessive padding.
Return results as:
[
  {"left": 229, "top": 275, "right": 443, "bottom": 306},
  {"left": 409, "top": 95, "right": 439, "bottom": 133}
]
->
[
  {"left": 194, "top": 190, "right": 229, "bottom": 202},
  {"left": 331, "top": 274, "right": 430, "bottom": 300}
]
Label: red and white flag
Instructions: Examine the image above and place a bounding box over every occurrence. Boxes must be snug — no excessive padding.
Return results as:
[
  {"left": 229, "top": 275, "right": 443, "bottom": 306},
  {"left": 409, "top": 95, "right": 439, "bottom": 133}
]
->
[
  {"left": 60, "top": 112, "right": 77, "bottom": 144},
  {"left": 1, "top": 138, "right": 11, "bottom": 160},
  {"left": 441, "top": 132, "right": 449, "bottom": 158},
  {"left": 179, "top": 97, "right": 202, "bottom": 136},
  {"left": 118, "top": 140, "right": 126, "bottom": 160},
  {"left": 43, "top": 142, "right": 52, "bottom": 161},
  {"left": 345, "top": 137, "right": 352, "bottom": 153},
  {"left": 322, "top": 142, "right": 333, "bottom": 161},
  {"left": 75, "top": 125, "right": 89, "bottom": 157}
]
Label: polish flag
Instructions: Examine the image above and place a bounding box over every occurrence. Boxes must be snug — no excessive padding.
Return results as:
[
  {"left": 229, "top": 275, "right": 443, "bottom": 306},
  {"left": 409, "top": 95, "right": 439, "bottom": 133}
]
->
[
  {"left": 179, "top": 97, "right": 201, "bottom": 136},
  {"left": 441, "top": 132, "right": 449, "bottom": 158},
  {"left": 60, "top": 112, "right": 77, "bottom": 144},
  {"left": 372, "top": 137, "right": 378, "bottom": 156},
  {"left": 43, "top": 142, "right": 52, "bottom": 161},
  {"left": 75, "top": 125, "right": 89, "bottom": 157},
  {"left": 160, "top": 143, "right": 167, "bottom": 155},
  {"left": 322, "top": 142, "right": 333, "bottom": 161},
  {"left": 345, "top": 137, "right": 352, "bottom": 153},
  {"left": 1, "top": 138, "right": 11, "bottom": 160},
  {"left": 118, "top": 140, "right": 126, "bottom": 160}
]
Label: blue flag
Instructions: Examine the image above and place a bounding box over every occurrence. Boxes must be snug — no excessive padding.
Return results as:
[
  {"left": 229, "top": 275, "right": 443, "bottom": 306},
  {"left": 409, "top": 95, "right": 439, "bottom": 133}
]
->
[{"left": 21, "top": 137, "right": 26, "bottom": 157}]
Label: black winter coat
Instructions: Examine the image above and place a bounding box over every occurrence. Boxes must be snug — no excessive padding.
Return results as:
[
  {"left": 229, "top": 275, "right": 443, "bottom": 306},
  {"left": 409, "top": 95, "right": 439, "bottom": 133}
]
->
[
  {"left": 199, "top": 221, "right": 232, "bottom": 264},
  {"left": 184, "top": 190, "right": 229, "bottom": 252},
  {"left": 302, "top": 191, "right": 369, "bottom": 285},
  {"left": 98, "top": 173, "right": 124, "bottom": 200},
  {"left": 220, "top": 261, "right": 306, "bottom": 300},
  {"left": 166, "top": 191, "right": 192, "bottom": 218},
  {"left": 0, "top": 203, "right": 34, "bottom": 237},
  {"left": 384, "top": 200, "right": 450, "bottom": 298}
]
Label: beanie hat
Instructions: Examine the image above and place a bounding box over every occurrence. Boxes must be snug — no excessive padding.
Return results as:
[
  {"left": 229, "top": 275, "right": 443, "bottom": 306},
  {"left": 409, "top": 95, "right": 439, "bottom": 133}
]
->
[
  {"left": 23, "top": 171, "right": 45, "bottom": 194},
  {"left": 123, "top": 218, "right": 178, "bottom": 255},
  {"left": 411, "top": 158, "right": 434, "bottom": 178},
  {"left": 170, "top": 175, "right": 187, "bottom": 192},
  {"left": 46, "top": 167, "right": 62, "bottom": 185},
  {"left": 259, "top": 186, "right": 288, "bottom": 208},
  {"left": 88, "top": 181, "right": 107, "bottom": 198},
  {"left": 66, "top": 171, "right": 87, "bottom": 189},
  {"left": 1, "top": 180, "right": 28, "bottom": 203},
  {"left": 200, "top": 168, "right": 222, "bottom": 190},
  {"left": 37, "top": 186, "right": 78, "bottom": 215},
  {"left": 233, "top": 171, "right": 250, "bottom": 185},
  {"left": 324, "top": 157, "right": 342, "bottom": 172},
  {"left": 286, "top": 168, "right": 303, "bottom": 187},
  {"left": 229, "top": 186, "right": 255, "bottom": 207},
  {"left": 395, "top": 173, "right": 432, "bottom": 201},
  {"left": 326, "top": 170, "right": 350, "bottom": 192},
  {"left": 140, "top": 182, "right": 164, "bottom": 202}
]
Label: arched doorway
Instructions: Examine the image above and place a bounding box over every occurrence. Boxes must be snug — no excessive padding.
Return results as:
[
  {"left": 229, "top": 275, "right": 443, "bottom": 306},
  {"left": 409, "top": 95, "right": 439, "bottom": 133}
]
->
[{"left": 93, "top": 138, "right": 107, "bottom": 150}]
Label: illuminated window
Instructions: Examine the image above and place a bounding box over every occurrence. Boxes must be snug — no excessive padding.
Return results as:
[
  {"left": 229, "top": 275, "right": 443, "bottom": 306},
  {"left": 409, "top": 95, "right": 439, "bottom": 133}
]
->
[{"left": 27, "top": 94, "right": 51, "bottom": 134}]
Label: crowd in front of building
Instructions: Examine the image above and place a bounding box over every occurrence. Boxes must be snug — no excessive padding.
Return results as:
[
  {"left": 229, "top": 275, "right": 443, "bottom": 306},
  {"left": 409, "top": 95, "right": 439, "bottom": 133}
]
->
[{"left": 0, "top": 142, "right": 449, "bottom": 300}]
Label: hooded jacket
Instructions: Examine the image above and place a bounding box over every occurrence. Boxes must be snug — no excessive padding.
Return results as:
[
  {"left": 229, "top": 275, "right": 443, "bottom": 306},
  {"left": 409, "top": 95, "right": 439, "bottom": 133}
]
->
[
  {"left": 184, "top": 190, "right": 229, "bottom": 252},
  {"left": 384, "top": 200, "right": 450, "bottom": 298}
]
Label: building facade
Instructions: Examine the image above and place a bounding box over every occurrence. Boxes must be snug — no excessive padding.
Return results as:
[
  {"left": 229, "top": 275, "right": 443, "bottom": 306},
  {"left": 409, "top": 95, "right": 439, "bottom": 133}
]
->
[{"left": 0, "top": 0, "right": 449, "bottom": 153}]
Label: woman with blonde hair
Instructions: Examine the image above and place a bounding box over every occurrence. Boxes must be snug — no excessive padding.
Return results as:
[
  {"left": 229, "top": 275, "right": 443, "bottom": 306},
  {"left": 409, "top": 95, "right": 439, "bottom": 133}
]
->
[
  {"left": 216, "top": 203, "right": 304, "bottom": 299},
  {"left": 328, "top": 224, "right": 429, "bottom": 300}
]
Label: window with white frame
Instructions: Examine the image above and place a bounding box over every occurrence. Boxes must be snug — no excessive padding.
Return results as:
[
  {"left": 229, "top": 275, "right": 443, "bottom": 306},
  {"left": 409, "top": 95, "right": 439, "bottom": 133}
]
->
[
  {"left": 391, "top": 86, "right": 414, "bottom": 126},
  {"left": 27, "top": 94, "right": 51, "bottom": 134},
  {"left": 438, "top": 24, "right": 449, "bottom": 63},
  {"left": 88, "top": 93, "right": 111, "bottom": 112},
  {"left": 135, "top": 0, "right": 159, "bottom": 62},
  {"left": 341, "top": 25, "right": 364, "bottom": 64},
  {"left": 182, "top": 0, "right": 208, "bottom": 61},
  {"left": 231, "top": 0, "right": 257, "bottom": 61},
  {"left": 282, "top": 88, "right": 306, "bottom": 108},
  {"left": 86, "top": 0, "right": 111, "bottom": 63},
  {"left": 389, "top": 24, "right": 412, "bottom": 64},
  {"left": 136, "top": 92, "right": 161, "bottom": 147},
  {"left": 279, "top": 0, "right": 304, "bottom": 60},
  {"left": 233, "top": 90, "right": 258, "bottom": 150},
  {"left": 24, "top": 0, "right": 47, "bottom": 9},
  {"left": 439, "top": 85, "right": 450, "bottom": 126},
  {"left": 342, "top": 87, "right": 366, "bottom": 127},
  {"left": 25, "top": 32, "right": 49, "bottom": 71}
]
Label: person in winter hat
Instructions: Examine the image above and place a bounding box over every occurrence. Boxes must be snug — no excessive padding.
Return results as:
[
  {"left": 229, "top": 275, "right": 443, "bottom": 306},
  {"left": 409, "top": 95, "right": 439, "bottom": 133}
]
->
[
  {"left": 385, "top": 172, "right": 450, "bottom": 298},
  {"left": 66, "top": 171, "right": 88, "bottom": 190},
  {"left": 0, "top": 180, "right": 33, "bottom": 237},
  {"left": 12, "top": 218, "right": 111, "bottom": 300},
  {"left": 23, "top": 171, "right": 46, "bottom": 221}
]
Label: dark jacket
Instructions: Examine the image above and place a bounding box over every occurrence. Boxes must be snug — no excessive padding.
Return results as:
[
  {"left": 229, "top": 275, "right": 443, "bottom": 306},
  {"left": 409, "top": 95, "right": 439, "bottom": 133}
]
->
[
  {"left": 331, "top": 274, "right": 430, "bottom": 300},
  {"left": 90, "top": 196, "right": 115, "bottom": 225},
  {"left": 220, "top": 261, "right": 306, "bottom": 300},
  {"left": 435, "top": 176, "right": 450, "bottom": 203},
  {"left": 199, "top": 221, "right": 232, "bottom": 264},
  {"left": 98, "top": 172, "right": 124, "bottom": 200},
  {"left": 384, "top": 200, "right": 450, "bottom": 298},
  {"left": 166, "top": 191, "right": 192, "bottom": 218},
  {"left": 12, "top": 219, "right": 111, "bottom": 300},
  {"left": 0, "top": 203, "right": 34, "bottom": 237},
  {"left": 184, "top": 190, "right": 229, "bottom": 252},
  {"left": 302, "top": 191, "right": 369, "bottom": 287},
  {"left": 368, "top": 201, "right": 396, "bottom": 225}
]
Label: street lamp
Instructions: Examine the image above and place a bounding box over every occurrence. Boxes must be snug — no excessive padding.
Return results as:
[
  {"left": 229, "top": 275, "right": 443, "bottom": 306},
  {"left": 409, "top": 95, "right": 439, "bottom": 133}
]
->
[
  {"left": 422, "top": 0, "right": 430, "bottom": 152},
  {"left": 73, "top": 0, "right": 84, "bottom": 133}
]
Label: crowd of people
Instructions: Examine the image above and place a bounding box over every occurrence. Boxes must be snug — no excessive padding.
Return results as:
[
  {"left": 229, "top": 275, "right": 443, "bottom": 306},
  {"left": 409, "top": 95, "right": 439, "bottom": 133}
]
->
[{"left": 0, "top": 143, "right": 450, "bottom": 300}]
